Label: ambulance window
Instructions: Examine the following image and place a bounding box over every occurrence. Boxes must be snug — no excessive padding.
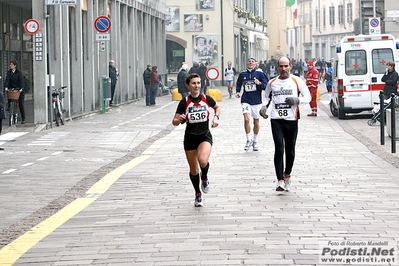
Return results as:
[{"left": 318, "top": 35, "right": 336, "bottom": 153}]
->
[
  {"left": 372, "top": 49, "right": 393, "bottom": 74},
  {"left": 345, "top": 50, "right": 367, "bottom": 75}
]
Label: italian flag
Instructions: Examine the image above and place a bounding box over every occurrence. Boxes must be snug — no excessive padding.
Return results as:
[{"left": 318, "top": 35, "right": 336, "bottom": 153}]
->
[{"left": 286, "top": 0, "right": 297, "bottom": 19}]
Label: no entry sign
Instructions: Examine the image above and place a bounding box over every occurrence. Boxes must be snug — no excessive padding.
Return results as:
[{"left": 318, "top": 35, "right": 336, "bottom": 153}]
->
[
  {"left": 94, "top": 16, "right": 112, "bottom": 33},
  {"left": 206, "top": 67, "right": 219, "bottom": 80}
]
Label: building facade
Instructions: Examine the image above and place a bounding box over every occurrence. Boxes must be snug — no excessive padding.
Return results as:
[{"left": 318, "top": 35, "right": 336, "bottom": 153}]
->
[
  {"left": 281, "top": 0, "right": 399, "bottom": 62},
  {"left": 1, "top": 0, "right": 166, "bottom": 125},
  {"left": 165, "top": 0, "right": 269, "bottom": 81}
]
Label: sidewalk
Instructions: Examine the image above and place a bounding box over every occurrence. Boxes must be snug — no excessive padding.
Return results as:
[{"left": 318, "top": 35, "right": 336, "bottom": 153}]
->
[{"left": 1, "top": 85, "right": 399, "bottom": 265}]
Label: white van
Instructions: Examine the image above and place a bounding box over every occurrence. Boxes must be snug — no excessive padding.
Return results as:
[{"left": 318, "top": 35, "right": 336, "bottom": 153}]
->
[{"left": 330, "top": 34, "right": 399, "bottom": 119}]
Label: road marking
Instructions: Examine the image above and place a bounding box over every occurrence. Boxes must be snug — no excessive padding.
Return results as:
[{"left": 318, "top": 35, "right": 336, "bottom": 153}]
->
[
  {"left": 0, "top": 132, "right": 28, "bottom": 146},
  {"left": 37, "top": 157, "right": 49, "bottom": 161},
  {"left": 21, "top": 163, "right": 34, "bottom": 167},
  {"left": 0, "top": 126, "right": 182, "bottom": 265},
  {"left": 0, "top": 198, "right": 96, "bottom": 265},
  {"left": 2, "top": 169, "right": 17, "bottom": 174},
  {"left": 0, "top": 132, "right": 28, "bottom": 141},
  {"left": 28, "top": 132, "right": 70, "bottom": 146}
]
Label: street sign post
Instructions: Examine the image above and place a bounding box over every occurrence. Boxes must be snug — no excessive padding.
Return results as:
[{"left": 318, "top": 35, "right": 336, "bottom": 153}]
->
[
  {"left": 94, "top": 16, "right": 112, "bottom": 33},
  {"left": 369, "top": 17, "right": 381, "bottom": 35},
  {"left": 24, "top": 19, "right": 40, "bottom": 35},
  {"left": 206, "top": 67, "right": 219, "bottom": 80},
  {"left": 206, "top": 67, "right": 219, "bottom": 89}
]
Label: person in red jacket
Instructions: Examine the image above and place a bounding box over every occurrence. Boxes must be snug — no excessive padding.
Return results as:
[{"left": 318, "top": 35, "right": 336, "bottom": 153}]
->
[
  {"left": 150, "top": 66, "right": 159, "bottom": 106},
  {"left": 306, "top": 61, "right": 319, "bottom": 116}
]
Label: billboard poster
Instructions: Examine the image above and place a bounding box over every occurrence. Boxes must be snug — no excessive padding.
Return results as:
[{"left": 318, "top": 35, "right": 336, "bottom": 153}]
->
[
  {"left": 192, "top": 34, "right": 218, "bottom": 67},
  {"left": 184, "top": 14, "right": 203, "bottom": 32},
  {"left": 196, "top": 0, "right": 215, "bottom": 10},
  {"left": 166, "top": 6, "right": 180, "bottom": 31}
]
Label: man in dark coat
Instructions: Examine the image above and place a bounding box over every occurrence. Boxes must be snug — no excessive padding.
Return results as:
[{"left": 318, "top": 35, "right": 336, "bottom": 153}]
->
[
  {"left": 177, "top": 64, "right": 189, "bottom": 98},
  {"left": 382, "top": 61, "right": 399, "bottom": 99},
  {"left": 109, "top": 60, "right": 119, "bottom": 106},
  {"left": 143, "top": 64, "right": 152, "bottom": 106}
]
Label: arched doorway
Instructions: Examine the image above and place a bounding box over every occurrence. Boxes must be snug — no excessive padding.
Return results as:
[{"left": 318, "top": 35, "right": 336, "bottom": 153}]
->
[{"left": 166, "top": 34, "right": 187, "bottom": 73}]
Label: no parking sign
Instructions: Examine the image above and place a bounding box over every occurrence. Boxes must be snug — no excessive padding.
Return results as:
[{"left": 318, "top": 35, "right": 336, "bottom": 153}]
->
[{"left": 369, "top": 17, "right": 381, "bottom": 35}]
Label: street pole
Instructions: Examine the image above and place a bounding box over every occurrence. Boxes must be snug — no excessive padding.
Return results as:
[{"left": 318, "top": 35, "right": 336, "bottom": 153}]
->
[
  {"left": 220, "top": 0, "right": 224, "bottom": 85},
  {"left": 45, "top": 4, "right": 53, "bottom": 128},
  {"left": 359, "top": 0, "right": 363, "bottom": 34}
]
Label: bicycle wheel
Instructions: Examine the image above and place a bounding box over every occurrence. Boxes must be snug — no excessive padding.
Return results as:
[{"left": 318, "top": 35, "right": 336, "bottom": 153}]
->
[
  {"left": 9, "top": 101, "right": 16, "bottom": 126},
  {"left": 58, "top": 101, "right": 64, "bottom": 125},
  {"left": 54, "top": 104, "right": 61, "bottom": 126}
]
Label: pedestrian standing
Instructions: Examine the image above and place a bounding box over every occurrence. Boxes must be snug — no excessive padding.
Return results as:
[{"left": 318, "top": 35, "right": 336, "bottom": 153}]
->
[
  {"left": 259, "top": 56, "right": 311, "bottom": 191},
  {"left": 177, "top": 64, "right": 189, "bottom": 98},
  {"left": 225, "top": 61, "right": 236, "bottom": 98},
  {"left": 198, "top": 62, "right": 208, "bottom": 94},
  {"left": 306, "top": 60, "right": 319, "bottom": 116},
  {"left": 0, "top": 90, "right": 5, "bottom": 150},
  {"left": 235, "top": 57, "right": 269, "bottom": 151},
  {"left": 109, "top": 60, "right": 119, "bottom": 106},
  {"left": 325, "top": 62, "right": 333, "bottom": 102},
  {"left": 143, "top": 64, "right": 152, "bottom": 106},
  {"left": 4, "top": 60, "right": 25, "bottom": 124},
  {"left": 149, "top": 66, "right": 159, "bottom": 106},
  {"left": 172, "top": 73, "right": 220, "bottom": 207},
  {"left": 381, "top": 61, "right": 399, "bottom": 99}
]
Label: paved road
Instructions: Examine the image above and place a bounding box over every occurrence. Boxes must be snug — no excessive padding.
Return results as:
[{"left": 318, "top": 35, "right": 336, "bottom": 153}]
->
[{"left": 0, "top": 84, "right": 398, "bottom": 265}]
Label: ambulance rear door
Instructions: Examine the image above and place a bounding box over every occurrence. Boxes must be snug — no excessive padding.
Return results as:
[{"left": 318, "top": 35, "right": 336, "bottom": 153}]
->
[{"left": 342, "top": 37, "right": 395, "bottom": 109}]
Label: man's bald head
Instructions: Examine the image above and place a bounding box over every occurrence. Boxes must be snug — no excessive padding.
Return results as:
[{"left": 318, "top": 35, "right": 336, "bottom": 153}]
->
[{"left": 277, "top": 57, "right": 290, "bottom": 66}]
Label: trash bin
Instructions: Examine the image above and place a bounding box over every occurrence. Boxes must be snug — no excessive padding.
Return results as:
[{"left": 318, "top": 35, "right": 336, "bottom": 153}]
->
[{"left": 102, "top": 76, "right": 111, "bottom": 100}]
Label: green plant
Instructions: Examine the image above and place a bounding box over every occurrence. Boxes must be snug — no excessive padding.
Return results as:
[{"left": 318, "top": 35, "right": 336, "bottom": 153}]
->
[{"left": 234, "top": 5, "right": 267, "bottom": 27}]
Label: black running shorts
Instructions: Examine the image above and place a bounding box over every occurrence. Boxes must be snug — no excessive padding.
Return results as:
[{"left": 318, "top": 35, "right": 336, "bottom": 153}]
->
[{"left": 184, "top": 131, "right": 213, "bottom": 151}]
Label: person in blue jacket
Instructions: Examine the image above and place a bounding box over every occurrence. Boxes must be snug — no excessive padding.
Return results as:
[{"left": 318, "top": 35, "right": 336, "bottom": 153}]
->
[
  {"left": 325, "top": 62, "right": 333, "bottom": 102},
  {"left": 236, "top": 57, "right": 269, "bottom": 151}
]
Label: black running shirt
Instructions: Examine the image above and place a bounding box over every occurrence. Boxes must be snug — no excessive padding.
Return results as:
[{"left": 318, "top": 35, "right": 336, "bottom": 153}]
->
[{"left": 175, "top": 94, "right": 216, "bottom": 135}]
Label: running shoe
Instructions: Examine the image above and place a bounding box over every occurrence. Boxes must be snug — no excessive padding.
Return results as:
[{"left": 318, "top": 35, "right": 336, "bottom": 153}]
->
[
  {"left": 283, "top": 173, "right": 291, "bottom": 191},
  {"left": 244, "top": 140, "right": 252, "bottom": 151},
  {"left": 276, "top": 180, "right": 285, "bottom": 191},
  {"left": 252, "top": 141, "right": 259, "bottom": 151},
  {"left": 194, "top": 193, "right": 203, "bottom": 207},
  {"left": 201, "top": 180, "right": 210, "bottom": 193}
]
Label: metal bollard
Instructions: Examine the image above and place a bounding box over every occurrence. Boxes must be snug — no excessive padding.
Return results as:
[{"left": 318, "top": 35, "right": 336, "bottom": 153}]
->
[
  {"left": 391, "top": 94, "right": 396, "bottom": 153},
  {"left": 380, "top": 91, "right": 385, "bottom": 145}
]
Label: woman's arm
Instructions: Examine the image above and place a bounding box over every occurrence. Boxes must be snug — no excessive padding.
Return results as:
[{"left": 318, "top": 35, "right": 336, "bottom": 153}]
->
[{"left": 211, "top": 104, "right": 220, "bottom": 128}]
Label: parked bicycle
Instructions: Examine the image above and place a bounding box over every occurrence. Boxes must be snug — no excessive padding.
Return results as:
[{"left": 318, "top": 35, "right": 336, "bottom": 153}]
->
[
  {"left": 168, "top": 79, "right": 178, "bottom": 91},
  {"left": 52, "top": 86, "right": 67, "bottom": 126},
  {"left": 5, "top": 88, "right": 21, "bottom": 126}
]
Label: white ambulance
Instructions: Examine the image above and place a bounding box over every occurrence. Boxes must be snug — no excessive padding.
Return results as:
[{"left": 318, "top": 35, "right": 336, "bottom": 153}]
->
[{"left": 330, "top": 34, "right": 399, "bottom": 119}]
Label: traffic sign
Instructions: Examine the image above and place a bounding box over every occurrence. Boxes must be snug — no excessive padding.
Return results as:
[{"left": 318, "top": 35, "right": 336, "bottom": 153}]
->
[
  {"left": 96, "top": 34, "right": 110, "bottom": 41},
  {"left": 94, "top": 16, "right": 112, "bottom": 33},
  {"left": 206, "top": 67, "right": 219, "bottom": 80},
  {"left": 369, "top": 17, "right": 381, "bottom": 35},
  {"left": 24, "top": 19, "right": 40, "bottom": 35}
]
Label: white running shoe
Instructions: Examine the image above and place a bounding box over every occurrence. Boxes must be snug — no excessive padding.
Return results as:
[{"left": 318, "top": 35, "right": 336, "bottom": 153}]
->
[
  {"left": 252, "top": 142, "right": 259, "bottom": 151},
  {"left": 276, "top": 180, "right": 285, "bottom": 191},
  {"left": 201, "top": 180, "right": 210, "bottom": 193},
  {"left": 284, "top": 173, "right": 291, "bottom": 191},
  {"left": 194, "top": 193, "right": 203, "bottom": 207},
  {"left": 244, "top": 140, "right": 252, "bottom": 151}
]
